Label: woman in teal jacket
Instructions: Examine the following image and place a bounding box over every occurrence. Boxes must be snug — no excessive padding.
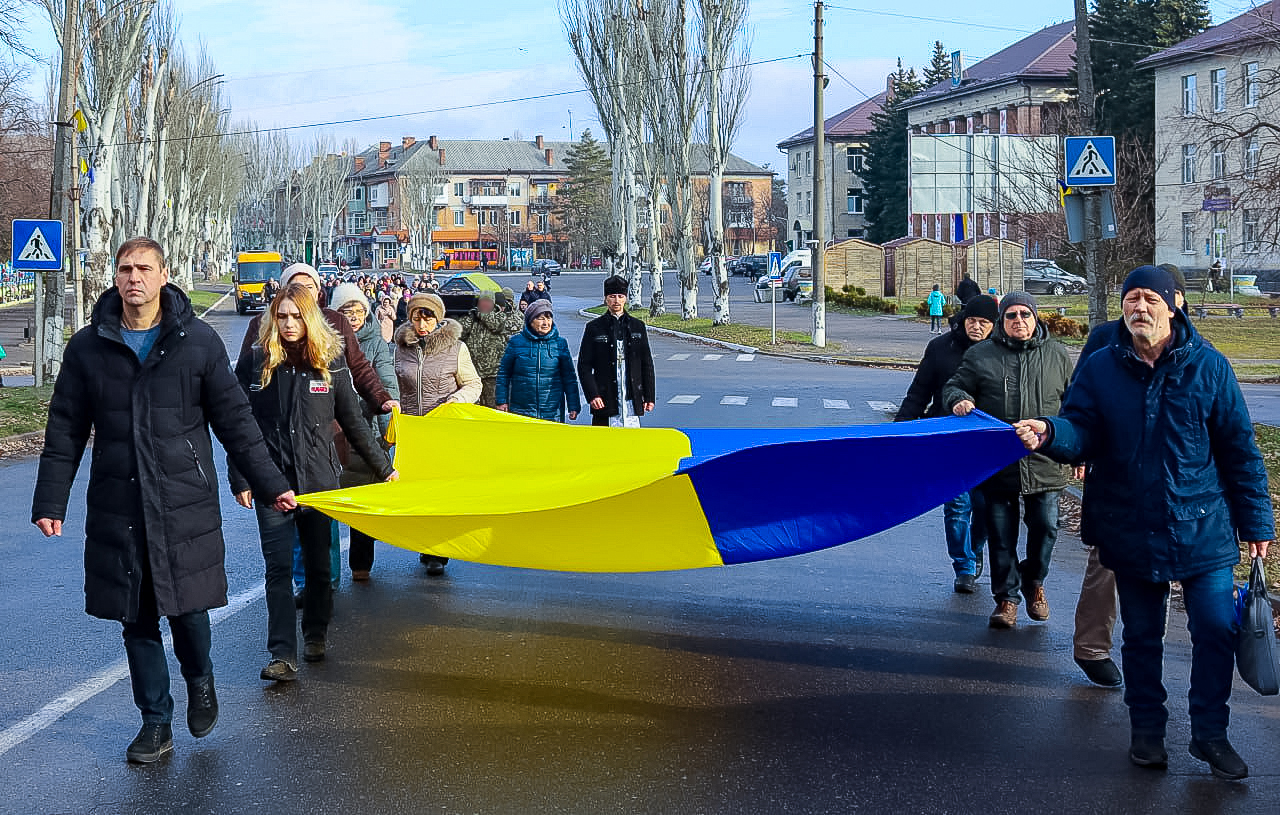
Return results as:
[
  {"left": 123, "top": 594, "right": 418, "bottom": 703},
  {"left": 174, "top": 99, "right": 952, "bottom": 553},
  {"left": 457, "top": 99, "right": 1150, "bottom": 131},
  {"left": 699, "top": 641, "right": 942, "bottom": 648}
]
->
[
  {"left": 495, "top": 300, "right": 581, "bottom": 422},
  {"left": 927, "top": 284, "right": 946, "bottom": 333}
]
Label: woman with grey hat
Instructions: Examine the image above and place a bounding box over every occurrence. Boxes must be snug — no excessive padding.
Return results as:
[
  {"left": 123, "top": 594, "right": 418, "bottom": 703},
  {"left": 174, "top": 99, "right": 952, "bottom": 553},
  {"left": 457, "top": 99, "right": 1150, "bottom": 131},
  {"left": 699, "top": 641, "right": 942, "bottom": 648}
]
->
[
  {"left": 393, "top": 292, "right": 481, "bottom": 575},
  {"left": 496, "top": 300, "right": 581, "bottom": 423}
]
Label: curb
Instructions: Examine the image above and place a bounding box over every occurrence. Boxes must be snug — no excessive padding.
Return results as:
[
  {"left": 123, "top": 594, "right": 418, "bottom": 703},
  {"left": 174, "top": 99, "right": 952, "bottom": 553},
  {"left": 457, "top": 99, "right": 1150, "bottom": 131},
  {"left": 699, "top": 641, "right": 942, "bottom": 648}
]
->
[
  {"left": 198, "top": 289, "right": 233, "bottom": 319},
  {"left": 575, "top": 308, "right": 758, "bottom": 354}
]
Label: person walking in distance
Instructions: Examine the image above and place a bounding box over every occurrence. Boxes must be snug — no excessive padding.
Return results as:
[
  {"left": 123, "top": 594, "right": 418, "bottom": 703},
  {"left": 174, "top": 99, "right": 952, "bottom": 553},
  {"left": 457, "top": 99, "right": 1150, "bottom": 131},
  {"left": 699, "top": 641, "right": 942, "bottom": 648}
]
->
[
  {"left": 233, "top": 283, "right": 397, "bottom": 682},
  {"left": 944, "top": 291, "right": 1072, "bottom": 629},
  {"left": 32, "top": 237, "right": 297, "bottom": 764},
  {"left": 927, "top": 284, "right": 946, "bottom": 334},
  {"left": 1014, "top": 265, "right": 1272, "bottom": 780},
  {"left": 895, "top": 295, "right": 999, "bottom": 592},
  {"left": 578, "top": 275, "right": 655, "bottom": 427}
]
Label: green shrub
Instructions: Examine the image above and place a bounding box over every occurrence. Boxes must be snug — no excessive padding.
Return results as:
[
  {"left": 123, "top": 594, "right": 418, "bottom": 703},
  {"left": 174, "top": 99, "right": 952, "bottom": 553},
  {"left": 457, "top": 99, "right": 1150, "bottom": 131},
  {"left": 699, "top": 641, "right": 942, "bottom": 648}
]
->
[{"left": 826, "top": 285, "right": 897, "bottom": 314}]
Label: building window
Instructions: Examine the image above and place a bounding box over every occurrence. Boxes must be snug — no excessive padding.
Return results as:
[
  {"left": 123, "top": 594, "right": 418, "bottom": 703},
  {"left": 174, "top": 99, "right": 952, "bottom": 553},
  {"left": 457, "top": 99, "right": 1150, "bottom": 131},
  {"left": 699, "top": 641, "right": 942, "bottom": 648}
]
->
[
  {"left": 350, "top": 186, "right": 364, "bottom": 202},
  {"left": 348, "top": 212, "right": 367, "bottom": 232},
  {"left": 1211, "top": 68, "right": 1226, "bottom": 112},
  {"left": 373, "top": 208, "right": 389, "bottom": 228},
  {"left": 805, "top": 191, "right": 812, "bottom": 215},
  {"left": 453, "top": 182, "right": 465, "bottom": 197},
  {"left": 806, "top": 151, "right": 812, "bottom": 174},
  {"left": 846, "top": 146, "right": 866, "bottom": 173},
  {"left": 1182, "top": 144, "right": 1197, "bottom": 184},
  {"left": 1181, "top": 212, "right": 1195, "bottom": 253},
  {"left": 1245, "top": 136, "right": 1260, "bottom": 179},
  {"left": 1243, "top": 209, "right": 1260, "bottom": 252},
  {"left": 1210, "top": 143, "right": 1226, "bottom": 180},
  {"left": 846, "top": 188, "right": 864, "bottom": 214},
  {"left": 537, "top": 212, "right": 549, "bottom": 232},
  {"left": 508, "top": 183, "right": 521, "bottom": 198},
  {"left": 508, "top": 209, "right": 521, "bottom": 226},
  {"left": 453, "top": 209, "right": 465, "bottom": 227},
  {"left": 1182, "top": 74, "right": 1197, "bottom": 115},
  {"left": 488, "top": 209, "right": 500, "bottom": 226},
  {"left": 1245, "top": 62, "right": 1259, "bottom": 107},
  {"left": 846, "top": 228, "right": 865, "bottom": 238}
]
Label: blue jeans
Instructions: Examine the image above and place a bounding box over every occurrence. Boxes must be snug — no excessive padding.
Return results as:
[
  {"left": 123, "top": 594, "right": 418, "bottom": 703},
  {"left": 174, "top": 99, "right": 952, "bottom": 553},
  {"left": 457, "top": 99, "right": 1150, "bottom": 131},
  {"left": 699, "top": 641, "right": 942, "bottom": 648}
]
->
[
  {"left": 259, "top": 505, "right": 334, "bottom": 662},
  {"left": 943, "top": 490, "right": 987, "bottom": 576},
  {"left": 121, "top": 566, "right": 212, "bottom": 724},
  {"left": 293, "top": 519, "right": 341, "bottom": 591},
  {"left": 1115, "top": 566, "right": 1236, "bottom": 741},
  {"left": 981, "top": 489, "right": 1060, "bottom": 604}
]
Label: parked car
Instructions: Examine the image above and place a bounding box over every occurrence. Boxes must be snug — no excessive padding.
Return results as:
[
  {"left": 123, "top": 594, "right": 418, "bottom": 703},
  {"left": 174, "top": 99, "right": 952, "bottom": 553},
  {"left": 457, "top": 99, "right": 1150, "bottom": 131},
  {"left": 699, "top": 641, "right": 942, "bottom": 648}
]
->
[
  {"left": 530, "top": 258, "right": 562, "bottom": 276},
  {"left": 753, "top": 274, "right": 784, "bottom": 303},
  {"left": 782, "top": 265, "right": 813, "bottom": 302},
  {"left": 438, "top": 272, "right": 502, "bottom": 316},
  {"left": 1022, "top": 260, "right": 1087, "bottom": 296},
  {"left": 733, "top": 254, "right": 769, "bottom": 278}
]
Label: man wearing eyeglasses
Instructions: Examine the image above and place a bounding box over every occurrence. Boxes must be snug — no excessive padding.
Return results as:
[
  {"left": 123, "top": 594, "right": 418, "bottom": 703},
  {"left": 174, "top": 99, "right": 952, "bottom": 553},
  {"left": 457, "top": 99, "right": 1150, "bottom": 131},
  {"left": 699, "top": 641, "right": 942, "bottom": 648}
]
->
[{"left": 943, "top": 291, "right": 1073, "bottom": 630}]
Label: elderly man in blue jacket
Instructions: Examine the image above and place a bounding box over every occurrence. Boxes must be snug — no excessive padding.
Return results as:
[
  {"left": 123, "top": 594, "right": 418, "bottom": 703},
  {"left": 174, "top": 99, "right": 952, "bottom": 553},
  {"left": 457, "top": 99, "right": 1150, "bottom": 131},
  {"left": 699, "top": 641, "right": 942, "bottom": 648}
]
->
[{"left": 1014, "top": 265, "right": 1273, "bottom": 781}]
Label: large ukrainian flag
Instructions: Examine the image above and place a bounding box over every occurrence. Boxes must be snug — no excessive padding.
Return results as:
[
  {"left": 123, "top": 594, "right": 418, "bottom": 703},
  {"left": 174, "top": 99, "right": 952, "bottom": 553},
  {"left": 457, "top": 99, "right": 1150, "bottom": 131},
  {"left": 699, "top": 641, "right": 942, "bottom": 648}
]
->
[{"left": 298, "top": 404, "right": 1026, "bottom": 572}]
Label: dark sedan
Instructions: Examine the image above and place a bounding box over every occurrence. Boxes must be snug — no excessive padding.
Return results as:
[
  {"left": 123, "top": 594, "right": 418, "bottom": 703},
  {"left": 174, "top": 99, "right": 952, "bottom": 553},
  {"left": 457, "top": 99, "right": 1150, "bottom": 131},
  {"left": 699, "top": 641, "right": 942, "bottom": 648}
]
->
[{"left": 1022, "top": 261, "right": 1087, "bottom": 296}]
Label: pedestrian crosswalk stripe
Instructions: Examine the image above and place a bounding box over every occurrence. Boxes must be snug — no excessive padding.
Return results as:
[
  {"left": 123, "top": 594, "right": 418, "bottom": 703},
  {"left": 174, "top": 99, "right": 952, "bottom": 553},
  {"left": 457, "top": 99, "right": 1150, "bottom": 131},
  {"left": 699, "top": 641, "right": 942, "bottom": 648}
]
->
[
  {"left": 668, "top": 353, "right": 691, "bottom": 361},
  {"left": 823, "top": 399, "right": 850, "bottom": 410},
  {"left": 701, "top": 354, "right": 722, "bottom": 361},
  {"left": 867, "top": 400, "right": 898, "bottom": 412},
  {"left": 721, "top": 395, "right": 748, "bottom": 405},
  {"left": 772, "top": 397, "right": 798, "bottom": 407},
  {"left": 668, "top": 394, "right": 700, "bottom": 404},
  {"left": 736, "top": 354, "right": 755, "bottom": 361}
]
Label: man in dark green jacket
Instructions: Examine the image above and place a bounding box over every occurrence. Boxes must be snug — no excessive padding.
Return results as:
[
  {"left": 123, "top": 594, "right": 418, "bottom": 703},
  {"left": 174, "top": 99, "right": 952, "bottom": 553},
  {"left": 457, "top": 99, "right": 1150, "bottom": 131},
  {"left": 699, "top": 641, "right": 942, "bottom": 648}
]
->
[{"left": 944, "top": 291, "right": 1072, "bottom": 630}]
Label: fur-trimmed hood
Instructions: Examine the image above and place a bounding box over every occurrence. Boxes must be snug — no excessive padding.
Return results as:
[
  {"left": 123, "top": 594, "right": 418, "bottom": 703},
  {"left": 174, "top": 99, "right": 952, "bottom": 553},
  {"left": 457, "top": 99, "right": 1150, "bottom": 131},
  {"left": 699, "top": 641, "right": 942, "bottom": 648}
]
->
[{"left": 395, "top": 317, "right": 462, "bottom": 356}]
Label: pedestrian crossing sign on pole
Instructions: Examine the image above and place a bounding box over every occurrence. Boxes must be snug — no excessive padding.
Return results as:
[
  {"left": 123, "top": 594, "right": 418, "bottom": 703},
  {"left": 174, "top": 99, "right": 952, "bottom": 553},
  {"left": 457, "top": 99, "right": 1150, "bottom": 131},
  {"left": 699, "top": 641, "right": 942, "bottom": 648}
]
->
[
  {"left": 1064, "top": 136, "right": 1116, "bottom": 187},
  {"left": 768, "top": 251, "right": 783, "bottom": 280},
  {"left": 11, "top": 219, "right": 64, "bottom": 271}
]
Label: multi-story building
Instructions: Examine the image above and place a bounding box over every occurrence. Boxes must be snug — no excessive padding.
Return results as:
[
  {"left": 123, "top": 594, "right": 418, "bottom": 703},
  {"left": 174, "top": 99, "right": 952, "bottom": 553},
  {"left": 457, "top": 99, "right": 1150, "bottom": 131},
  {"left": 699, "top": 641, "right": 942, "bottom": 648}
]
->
[
  {"left": 901, "top": 21, "right": 1074, "bottom": 245},
  {"left": 1138, "top": 2, "right": 1280, "bottom": 290},
  {"left": 776, "top": 92, "right": 885, "bottom": 249},
  {"left": 337, "top": 135, "right": 774, "bottom": 270}
]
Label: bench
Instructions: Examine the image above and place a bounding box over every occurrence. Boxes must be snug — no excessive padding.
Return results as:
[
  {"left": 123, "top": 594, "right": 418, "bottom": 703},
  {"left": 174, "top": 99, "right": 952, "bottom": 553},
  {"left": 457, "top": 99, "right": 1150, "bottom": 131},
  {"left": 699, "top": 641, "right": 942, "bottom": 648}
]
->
[{"left": 1191, "top": 304, "right": 1280, "bottom": 319}]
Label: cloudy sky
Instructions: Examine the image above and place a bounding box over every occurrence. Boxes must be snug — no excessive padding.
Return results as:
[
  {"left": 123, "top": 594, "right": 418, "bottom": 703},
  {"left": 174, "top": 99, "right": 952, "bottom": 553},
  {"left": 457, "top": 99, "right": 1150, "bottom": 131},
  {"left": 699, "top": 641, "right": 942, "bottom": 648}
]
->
[{"left": 19, "top": 0, "right": 1249, "bottom": 170}]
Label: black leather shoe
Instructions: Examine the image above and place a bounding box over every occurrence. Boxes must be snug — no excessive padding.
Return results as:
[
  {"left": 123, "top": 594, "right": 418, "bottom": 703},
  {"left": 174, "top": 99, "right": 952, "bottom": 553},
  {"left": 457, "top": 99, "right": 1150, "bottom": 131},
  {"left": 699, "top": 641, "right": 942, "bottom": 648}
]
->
[
  {"left": 1129, "top": 734, "right": 1167, "bottom": 768},
  {"left": 1075, "top": 657, "right": 1123, "bottom": 688},
  {"left": 186, "top": 676, "right": 218, "bottom": 738},
  {"left": 1190, "top": 738, "right": 1248, "bottom": 780},
  {"left": 260, "top": 659, "right": 298, "bottom": 682},
  {"left": 953, "top": 574, "right": 977, "bottom": 594},
  {"left": 303, "top": 640, "right": 326, "bottom": 662},
  {"left": 126, "top": 723, "right": 173, "bottom": 764},
  {"left": 423, "top": 556, "right": 446, "bottom": 576}
]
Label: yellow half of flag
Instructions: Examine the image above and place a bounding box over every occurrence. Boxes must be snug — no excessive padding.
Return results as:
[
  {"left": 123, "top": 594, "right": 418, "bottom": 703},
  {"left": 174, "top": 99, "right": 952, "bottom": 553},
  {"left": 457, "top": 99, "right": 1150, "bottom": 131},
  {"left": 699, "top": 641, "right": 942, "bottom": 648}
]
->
[{"left": 72, "top": 110, "right": 87, "bottom": 132}]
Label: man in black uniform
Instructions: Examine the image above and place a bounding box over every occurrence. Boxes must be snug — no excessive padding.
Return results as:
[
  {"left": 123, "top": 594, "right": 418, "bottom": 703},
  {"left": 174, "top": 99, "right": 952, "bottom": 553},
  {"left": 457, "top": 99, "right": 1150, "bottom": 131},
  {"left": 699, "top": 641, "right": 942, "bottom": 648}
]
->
[{"left": 577, "top": 275, "right": 655, "bottom": 426}]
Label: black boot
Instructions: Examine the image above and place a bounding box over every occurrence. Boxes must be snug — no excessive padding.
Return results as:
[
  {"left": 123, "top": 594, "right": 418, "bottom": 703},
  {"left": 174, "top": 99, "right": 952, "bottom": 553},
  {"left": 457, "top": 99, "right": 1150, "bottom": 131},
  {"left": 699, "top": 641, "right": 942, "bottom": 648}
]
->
[
  {"left": 186, "top": 676, "right": 218, "bottom": 738},
  {"left": 1190, "top": 738, "right": 1248, "bottom": 780},
  {"left": 1128, "top": 733, "right": 1167, "bottom": 768},
  {"left": 126, "top": 722, "right": 174, "bottom": 764}
]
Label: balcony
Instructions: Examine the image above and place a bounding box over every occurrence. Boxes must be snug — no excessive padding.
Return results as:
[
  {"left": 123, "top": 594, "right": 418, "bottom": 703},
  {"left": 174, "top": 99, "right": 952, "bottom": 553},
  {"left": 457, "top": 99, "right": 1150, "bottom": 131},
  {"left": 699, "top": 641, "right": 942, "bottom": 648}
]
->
[
  {"left": 726, "top": 193, "right": 754, "bottom": 206},
  {"left": 465, "top": 194, "right": 509, "bottom": 207},
  {"left": 528, "top": 194, "right": 555, "bottom": 208}
]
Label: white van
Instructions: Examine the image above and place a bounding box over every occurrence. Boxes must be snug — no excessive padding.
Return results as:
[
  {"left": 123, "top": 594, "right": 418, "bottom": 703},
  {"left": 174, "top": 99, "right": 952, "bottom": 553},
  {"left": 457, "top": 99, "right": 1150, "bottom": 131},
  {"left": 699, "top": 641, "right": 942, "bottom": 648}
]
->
[{"left": 779, "top": 248, "right": 811, "bottom": 277}]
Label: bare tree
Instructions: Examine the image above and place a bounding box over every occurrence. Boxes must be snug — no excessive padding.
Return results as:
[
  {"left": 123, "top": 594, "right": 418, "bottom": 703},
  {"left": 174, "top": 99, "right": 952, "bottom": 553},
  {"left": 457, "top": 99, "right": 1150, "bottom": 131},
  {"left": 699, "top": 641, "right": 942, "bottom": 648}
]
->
[
  {"left": 0, "top": 58, "right": 51, "bottom": 259},
  {"left": 397, "top": 143, "right": 448, "bottom": 270}
]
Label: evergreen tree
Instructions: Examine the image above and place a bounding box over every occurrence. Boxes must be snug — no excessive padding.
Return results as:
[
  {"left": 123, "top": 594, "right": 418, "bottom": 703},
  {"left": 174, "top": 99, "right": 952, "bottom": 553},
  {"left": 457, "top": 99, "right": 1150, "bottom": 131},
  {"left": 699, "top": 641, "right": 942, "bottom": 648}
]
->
[
  {"left": 924, "top": 41, "right": 952, "bottom": 88},
  {"left": 555, "top": 129, "right": 612, "bottom": 263},
  {"left": 863, "top": 62, "right": 923, "bottom": 244}
]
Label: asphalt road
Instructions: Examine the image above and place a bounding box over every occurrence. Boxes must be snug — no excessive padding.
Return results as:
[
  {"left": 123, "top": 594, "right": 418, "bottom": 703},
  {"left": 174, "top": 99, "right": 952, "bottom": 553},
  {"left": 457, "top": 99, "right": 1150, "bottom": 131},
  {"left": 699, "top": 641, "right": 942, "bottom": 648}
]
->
[{"left": 1, "top": 287, "right": 1278, "bottom": 813}]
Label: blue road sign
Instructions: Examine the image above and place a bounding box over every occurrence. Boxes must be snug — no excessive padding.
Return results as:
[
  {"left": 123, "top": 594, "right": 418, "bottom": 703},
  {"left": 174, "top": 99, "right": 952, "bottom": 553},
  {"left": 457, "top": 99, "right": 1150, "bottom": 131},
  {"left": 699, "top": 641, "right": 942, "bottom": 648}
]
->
[
  {"left": 768, "top": 251, "right": 783, "bottom": 280},
  {"left": 12, "top": 219, "right": 64, "bottom": 271},
  {"left": 1064, "top": 136, "right": 1116, "bottom": 187}
]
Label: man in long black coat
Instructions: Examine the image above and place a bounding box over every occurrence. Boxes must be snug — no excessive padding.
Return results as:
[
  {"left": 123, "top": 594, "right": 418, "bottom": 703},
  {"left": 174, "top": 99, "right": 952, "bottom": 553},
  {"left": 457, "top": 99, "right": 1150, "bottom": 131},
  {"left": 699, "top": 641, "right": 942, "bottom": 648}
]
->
[
  {"left": 32, "top": 237, "right": 296, "bottom": 765},
  {"left": 577, "top": 275, "right": 655, "bottom": 426}
]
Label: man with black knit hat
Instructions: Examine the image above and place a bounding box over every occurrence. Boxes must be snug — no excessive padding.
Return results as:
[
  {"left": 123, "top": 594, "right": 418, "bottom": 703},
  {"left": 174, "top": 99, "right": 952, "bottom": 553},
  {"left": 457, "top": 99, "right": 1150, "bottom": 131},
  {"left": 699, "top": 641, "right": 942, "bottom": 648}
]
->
[
  {"left": 1014, "top": 265, "right": 1272, "bottom": 779},
  {"left": 1068, "top": 264, "right": 1191, "bottom": 689},
  {"left": 578, "top": 275, "right": 655, "bottom": 426},
  {"left": 944, "top": 290, "right": 1073, "bottom": 629},
  {"left": 896, "top": 295, "right": 999, "bottom": 593}
]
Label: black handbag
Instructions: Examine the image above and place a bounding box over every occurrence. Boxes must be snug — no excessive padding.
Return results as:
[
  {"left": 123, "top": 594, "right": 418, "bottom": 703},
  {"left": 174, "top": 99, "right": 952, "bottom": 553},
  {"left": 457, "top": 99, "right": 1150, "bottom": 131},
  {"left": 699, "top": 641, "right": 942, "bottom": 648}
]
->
[{"left": 1236, "top": 557, "right": 1279, "bottom": 696}]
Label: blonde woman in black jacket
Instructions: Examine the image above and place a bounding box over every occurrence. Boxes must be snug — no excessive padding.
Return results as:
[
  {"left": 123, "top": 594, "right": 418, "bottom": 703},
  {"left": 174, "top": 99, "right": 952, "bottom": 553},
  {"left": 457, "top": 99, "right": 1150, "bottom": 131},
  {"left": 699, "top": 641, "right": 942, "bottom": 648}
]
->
[{"left": 232, "top": 283, "right": 397, "bottom": 682}]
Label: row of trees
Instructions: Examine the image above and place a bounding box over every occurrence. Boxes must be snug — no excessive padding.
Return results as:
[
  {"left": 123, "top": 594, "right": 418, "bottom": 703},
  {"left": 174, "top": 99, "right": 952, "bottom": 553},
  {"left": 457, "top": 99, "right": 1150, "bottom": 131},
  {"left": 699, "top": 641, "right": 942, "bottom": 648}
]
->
[{"left": 562, "top": 0, "right": 751, "bottom": 322}]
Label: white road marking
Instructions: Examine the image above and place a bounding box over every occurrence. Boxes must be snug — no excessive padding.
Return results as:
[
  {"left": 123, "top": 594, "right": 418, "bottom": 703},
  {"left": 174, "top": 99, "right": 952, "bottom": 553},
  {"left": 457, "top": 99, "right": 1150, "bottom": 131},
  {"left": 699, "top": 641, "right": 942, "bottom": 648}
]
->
[
  {"left": 823, "top": 399, "right": 851, "bottom": 410},
  {"left": 867, "top": 400, "right": 899, "bottom": 412},
  {"left": 701, "top": 354, "right": 723, "bottom": 361},
  {"left": 772, "top": 397, "right": 799, "bottom": 407},
  {"left": 736, "top": 354, "right": 755, "bottom": 361},
  {"left": 668, "top": 394, "right": 701, "bottom": 404},
  {"left": 721, "top": 395, "right": 748, "bottom": 405},
  {"left": 668, "top": 353, "right": 691, "bottom": 361}
]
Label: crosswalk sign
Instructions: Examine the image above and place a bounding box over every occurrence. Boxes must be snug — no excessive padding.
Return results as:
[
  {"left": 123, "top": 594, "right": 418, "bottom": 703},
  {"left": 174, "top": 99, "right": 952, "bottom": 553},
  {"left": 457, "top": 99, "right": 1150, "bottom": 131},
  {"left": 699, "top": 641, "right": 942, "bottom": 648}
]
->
[
  {"left": 1064, "top": 136, "right": 1116, "bottom": 187},
  {"left": 12, "top": 219, "right": 64, "bottom": 271},
  {"left": 768, "top": 251, "right": 783, "bottom": 280}
]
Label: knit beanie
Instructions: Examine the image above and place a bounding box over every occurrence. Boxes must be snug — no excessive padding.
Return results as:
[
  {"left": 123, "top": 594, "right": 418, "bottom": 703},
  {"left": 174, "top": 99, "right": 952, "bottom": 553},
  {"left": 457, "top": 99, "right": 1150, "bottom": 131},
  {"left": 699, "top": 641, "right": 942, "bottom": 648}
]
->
[
  {"left": 407, "top": 292, "right": 446, "bottom": 321},
  {"left": 329, "top": 282, "right": 368, "bottom": 313},
  {"left": 998, "top": 291, "right": 1038, "bottom": 319},
  {"left": 961, "top": 294, "right": 1000, "bottom": 324},
  {"left": 1155, "top": 263, "right": 1187, "bottom": 294},
  {"left": 281, "top": 262, "right": 321, "bottom": 289},
  {"left": 604, "top": 275, "right": 628, "bottom": 296},
  {"left": 1121, "top": 265, "right": 1178, "bottom": 313},
  {"left": 524, "top": 299, "right": 553, "bottom": 327}
]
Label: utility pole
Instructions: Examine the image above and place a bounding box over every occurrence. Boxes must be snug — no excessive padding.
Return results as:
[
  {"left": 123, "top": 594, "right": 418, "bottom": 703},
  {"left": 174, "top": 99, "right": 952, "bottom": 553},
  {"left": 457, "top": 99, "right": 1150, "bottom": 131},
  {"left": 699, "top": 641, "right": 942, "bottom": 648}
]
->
[
  {"left": 42, "top": 0, "right": 80, "bottom": 386},
  {"left": 811, "top": 0, "right": 826, "bottom": 347},
  {"left": 1074, "top": 0, "right": 1107, "bottom": 326}
]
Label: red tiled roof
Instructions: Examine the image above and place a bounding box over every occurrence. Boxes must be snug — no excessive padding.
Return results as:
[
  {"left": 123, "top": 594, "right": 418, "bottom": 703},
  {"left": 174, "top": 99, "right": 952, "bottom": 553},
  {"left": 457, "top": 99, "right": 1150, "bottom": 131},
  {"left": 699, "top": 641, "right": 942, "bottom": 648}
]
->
[
  {"left": 776, "top": 92, "right": 887, "bottom": 149},
  {"left": 1136, "top": 1, "right": 1280, "bottom": 69},
  {"left": 903, "top": 20, "right": 1076, "bottom": 108}
]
